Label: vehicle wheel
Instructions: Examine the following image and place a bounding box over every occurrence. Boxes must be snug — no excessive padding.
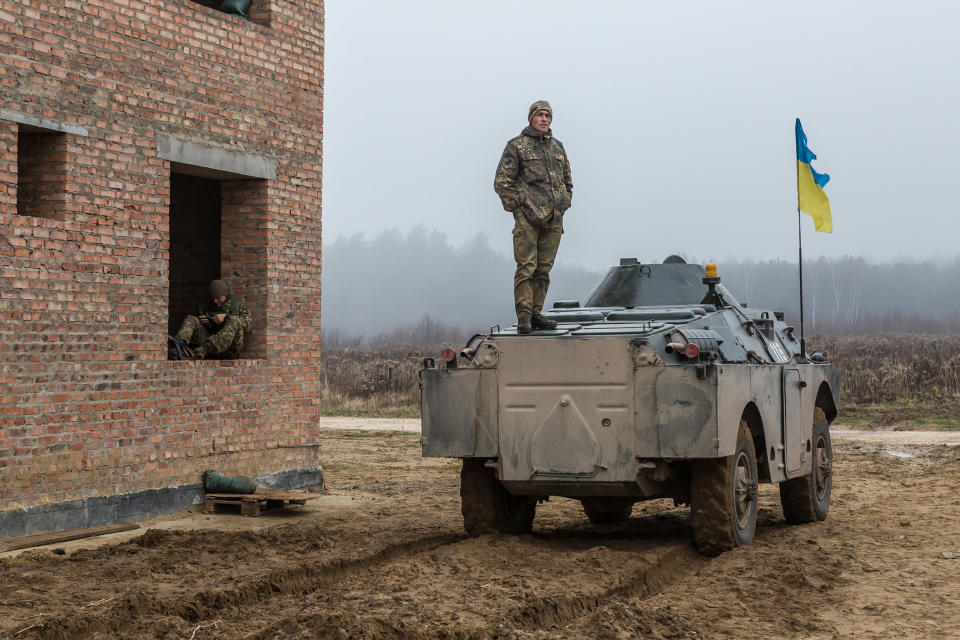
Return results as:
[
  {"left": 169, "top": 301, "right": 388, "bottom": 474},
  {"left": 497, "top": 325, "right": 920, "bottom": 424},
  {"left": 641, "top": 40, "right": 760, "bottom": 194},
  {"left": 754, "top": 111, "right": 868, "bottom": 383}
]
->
[
  {"left": 460, "top": 459, "right": 536, "bottom": 535},
  {"left": 581, "top": 497, "right": 634, "bottom": 524},
  {"left": 780, "top": 408, "right": 832, "bottom": 524},
  {"left": 690, "top": 419, "right": 758, "bottom": 556}
]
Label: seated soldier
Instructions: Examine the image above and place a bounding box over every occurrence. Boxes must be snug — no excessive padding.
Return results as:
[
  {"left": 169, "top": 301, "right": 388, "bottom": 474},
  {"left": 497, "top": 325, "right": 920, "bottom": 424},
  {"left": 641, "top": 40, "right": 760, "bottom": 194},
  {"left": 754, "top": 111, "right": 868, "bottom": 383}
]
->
[{"left": 168, "top": 279, "right": 252, "bottom": 360}]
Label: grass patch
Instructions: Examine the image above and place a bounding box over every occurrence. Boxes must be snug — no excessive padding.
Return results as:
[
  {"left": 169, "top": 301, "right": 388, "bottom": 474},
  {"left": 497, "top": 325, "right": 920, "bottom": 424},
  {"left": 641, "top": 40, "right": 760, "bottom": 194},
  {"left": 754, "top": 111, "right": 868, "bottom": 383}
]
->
[
  {"left": 831, "top": 414, "right": 873, "bottom": 428},
  {"left": 913, "top": 417, "right": 960, "bottom": 430},
  {"left": 833, "top": 399, "right": 960, "bottom": 429}
]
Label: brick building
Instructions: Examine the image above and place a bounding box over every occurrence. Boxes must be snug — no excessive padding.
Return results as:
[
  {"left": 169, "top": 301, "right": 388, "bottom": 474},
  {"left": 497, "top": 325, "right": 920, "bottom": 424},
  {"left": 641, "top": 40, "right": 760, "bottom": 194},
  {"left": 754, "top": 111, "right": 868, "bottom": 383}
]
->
[{"left": 0, "top": 0, "right": 325, "bottom": 537}]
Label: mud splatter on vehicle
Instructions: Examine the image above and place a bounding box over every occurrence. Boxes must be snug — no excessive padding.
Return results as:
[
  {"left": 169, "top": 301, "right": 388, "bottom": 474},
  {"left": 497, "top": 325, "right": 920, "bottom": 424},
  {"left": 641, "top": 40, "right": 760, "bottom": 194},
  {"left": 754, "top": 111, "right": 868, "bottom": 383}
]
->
[{"left": 422, "top": 258, "right": 841, "bottom": 554}]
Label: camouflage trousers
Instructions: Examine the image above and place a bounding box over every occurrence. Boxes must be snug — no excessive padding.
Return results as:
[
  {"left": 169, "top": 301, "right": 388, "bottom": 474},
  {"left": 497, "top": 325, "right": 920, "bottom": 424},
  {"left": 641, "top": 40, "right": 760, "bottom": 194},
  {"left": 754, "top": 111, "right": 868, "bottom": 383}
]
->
[
  {"left": 512, "top": 212, "right": 563, "bottom": 317},
  {"left": 174, "top": 315, "right": 246, "bottom": 359}
]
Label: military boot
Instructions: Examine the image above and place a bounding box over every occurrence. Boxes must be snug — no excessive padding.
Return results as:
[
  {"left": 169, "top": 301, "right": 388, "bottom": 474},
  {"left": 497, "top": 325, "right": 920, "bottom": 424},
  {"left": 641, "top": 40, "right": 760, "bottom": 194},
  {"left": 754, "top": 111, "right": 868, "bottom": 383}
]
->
[
  {"left": 193, "top": 341, "right": 216, "bottom": 359},
  {"left": 531, "top": 310, "right": 557, "bottom": 330},
  {"left": 517, "top": 311, "right": 533, "bottom": 335},
  {"left": 167, "top": 336, "right": 192, "bottom": 360}
]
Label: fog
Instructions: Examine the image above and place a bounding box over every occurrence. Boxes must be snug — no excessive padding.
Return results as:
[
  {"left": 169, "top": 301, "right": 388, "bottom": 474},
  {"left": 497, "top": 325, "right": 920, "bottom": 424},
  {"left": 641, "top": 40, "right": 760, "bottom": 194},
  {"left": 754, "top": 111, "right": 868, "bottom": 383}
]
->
[
  {"left": 321, "top": 228, "right": 960, "bottom": 337},
  {"left": 320, "top": 2, "right": 960, "bottom": 335}
]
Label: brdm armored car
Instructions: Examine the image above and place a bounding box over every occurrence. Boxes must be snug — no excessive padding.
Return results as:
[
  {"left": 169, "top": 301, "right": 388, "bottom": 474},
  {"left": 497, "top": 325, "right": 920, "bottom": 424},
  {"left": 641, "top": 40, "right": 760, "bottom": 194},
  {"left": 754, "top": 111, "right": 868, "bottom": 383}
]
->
[{"left": 420, "top": 258, "right": 841, "bottom": 555}]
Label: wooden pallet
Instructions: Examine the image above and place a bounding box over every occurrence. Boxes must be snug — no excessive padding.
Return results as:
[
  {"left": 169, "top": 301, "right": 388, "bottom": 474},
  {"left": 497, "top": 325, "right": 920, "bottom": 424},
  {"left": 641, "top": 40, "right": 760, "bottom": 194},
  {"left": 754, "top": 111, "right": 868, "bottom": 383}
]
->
[{"left": 202, "top": 489, "right": 320, "bottom": 517}]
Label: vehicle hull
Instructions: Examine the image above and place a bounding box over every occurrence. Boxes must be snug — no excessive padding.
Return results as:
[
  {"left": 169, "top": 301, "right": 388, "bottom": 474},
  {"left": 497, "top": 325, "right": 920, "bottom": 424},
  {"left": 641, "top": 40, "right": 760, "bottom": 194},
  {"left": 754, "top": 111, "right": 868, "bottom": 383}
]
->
[{"left": 421, "top": 335, "right": 841, "bottom": 495}]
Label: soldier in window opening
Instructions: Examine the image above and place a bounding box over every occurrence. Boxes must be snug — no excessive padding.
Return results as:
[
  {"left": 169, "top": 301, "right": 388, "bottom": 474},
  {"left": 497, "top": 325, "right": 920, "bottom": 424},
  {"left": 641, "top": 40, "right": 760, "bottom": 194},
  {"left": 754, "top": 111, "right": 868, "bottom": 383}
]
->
[
  {"left": 494, "top": 100, "right": 573, "bottom": 334},
  {"left": 168, "top": 279, "right": 252, "bottom": 360}
]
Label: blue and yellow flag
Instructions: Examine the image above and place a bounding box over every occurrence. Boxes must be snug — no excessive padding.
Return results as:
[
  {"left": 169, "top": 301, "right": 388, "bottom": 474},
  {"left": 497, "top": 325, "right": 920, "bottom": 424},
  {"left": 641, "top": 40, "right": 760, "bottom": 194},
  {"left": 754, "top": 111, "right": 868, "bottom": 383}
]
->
[{"left": 795, "top": 119, "right": 832, "bottom": 233}]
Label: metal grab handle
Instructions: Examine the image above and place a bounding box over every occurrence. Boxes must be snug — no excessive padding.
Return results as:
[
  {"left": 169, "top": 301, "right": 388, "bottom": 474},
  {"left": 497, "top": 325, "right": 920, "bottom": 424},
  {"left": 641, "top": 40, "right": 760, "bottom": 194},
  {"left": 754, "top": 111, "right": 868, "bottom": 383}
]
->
[{"left": 529, "top": 463, "right": 607, "bottom": 480}]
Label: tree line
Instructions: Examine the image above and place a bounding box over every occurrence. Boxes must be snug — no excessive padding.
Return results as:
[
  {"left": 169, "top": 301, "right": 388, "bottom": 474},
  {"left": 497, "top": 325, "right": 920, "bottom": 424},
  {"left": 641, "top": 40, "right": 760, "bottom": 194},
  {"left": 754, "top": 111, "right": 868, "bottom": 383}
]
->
[
  {"left": 721, "top": 257, "right": 960, "bottom": 334},
  {"left": 321, "top": 227, "right": 960, "bottom": 341}
]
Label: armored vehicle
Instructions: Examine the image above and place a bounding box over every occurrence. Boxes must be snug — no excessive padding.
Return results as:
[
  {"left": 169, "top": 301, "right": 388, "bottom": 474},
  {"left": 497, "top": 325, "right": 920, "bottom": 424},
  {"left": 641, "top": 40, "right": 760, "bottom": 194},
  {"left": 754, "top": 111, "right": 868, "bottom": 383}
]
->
[{"left": 420, "top": 258, "right": 840, "bottom": 555}]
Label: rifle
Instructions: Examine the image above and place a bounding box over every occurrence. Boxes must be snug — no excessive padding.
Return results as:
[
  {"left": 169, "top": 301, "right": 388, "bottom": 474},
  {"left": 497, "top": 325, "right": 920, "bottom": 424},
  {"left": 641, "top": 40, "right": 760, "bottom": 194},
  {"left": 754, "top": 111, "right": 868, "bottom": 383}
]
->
[{"left": 199, "top": 308, "right": 229, "bottom": 326}]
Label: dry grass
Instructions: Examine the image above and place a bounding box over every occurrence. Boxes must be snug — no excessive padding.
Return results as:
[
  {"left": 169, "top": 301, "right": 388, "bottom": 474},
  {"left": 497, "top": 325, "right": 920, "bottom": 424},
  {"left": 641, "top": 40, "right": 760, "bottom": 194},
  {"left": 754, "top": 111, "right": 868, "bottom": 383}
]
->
[
  {"left": 319, "top": 335, "right": 960, "bottom": 417},
  {"left": 319, "top": 344, "right": 443, "bottom": 417},
  {"left": 809, "top": 334, "right": 960, "bottom": 403}
]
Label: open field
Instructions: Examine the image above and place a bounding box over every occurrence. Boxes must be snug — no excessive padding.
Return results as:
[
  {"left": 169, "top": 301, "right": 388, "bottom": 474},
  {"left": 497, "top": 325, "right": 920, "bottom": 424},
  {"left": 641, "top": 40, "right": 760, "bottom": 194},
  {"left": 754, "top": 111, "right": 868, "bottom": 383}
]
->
[
  {"left": 1, "top": 426, "right": 958, "bottom": 639},
  {"left": 320, "top": 335, "right": 960, "bottom": 424}
]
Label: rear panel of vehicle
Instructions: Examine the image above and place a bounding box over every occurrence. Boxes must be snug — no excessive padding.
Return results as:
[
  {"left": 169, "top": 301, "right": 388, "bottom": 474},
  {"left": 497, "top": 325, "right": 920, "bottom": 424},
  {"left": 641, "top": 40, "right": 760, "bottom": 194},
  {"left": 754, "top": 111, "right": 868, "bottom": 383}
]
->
[{"left": 494, "top": 336, "right": 636, "bottom": 486}]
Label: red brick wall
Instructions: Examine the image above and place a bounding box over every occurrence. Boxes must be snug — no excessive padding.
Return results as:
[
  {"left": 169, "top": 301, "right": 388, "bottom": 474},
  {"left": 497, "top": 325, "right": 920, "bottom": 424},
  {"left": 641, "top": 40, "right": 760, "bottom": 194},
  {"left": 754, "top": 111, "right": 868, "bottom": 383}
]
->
[
  {"left": 221, "top": 178, "right": 269, "bottom": 359},
  {"left": 0, "top": 0, "right": 325, "bottom": 515}
]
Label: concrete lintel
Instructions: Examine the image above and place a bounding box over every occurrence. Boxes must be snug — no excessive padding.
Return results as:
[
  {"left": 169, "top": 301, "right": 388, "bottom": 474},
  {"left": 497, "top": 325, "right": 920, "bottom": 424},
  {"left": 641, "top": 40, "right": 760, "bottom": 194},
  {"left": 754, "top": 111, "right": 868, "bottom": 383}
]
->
[
  {"left": 157, "top": 134, "right": 277, "bottom": 181},
  {"left": 1, "top": 109, "right": 89, "bottom": 136}
]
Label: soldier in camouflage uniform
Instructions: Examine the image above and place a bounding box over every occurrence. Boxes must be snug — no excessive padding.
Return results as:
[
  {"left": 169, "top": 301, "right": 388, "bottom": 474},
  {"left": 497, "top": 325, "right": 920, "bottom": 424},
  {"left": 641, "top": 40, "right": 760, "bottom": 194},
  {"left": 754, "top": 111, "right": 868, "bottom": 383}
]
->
[
  {"left": 494, "top": 100, "right": 573, "bottom": 334},
  {"left": 168, "top": 279, "right": 252, "bottom": 360}
]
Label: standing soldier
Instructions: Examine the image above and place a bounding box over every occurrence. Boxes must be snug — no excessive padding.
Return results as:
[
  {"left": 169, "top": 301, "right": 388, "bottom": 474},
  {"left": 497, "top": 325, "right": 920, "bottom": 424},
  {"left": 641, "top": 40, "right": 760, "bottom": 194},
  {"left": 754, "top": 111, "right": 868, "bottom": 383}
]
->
[
  {"left": 168, "top": 279, "right": 252, "bottom": 360},
  {"left": 494, "top": 100, "right": 573, "bottom": 334}
]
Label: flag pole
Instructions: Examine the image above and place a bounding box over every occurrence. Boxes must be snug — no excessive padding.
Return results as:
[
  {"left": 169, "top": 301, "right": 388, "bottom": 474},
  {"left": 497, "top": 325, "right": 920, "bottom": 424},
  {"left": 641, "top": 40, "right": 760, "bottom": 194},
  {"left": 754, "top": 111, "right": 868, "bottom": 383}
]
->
[
  {"left": 795, "top": 130, "right": 807, "bottom": 358},
  {"left": 797, "top": 207, "right": 806, "bottom": 358}
]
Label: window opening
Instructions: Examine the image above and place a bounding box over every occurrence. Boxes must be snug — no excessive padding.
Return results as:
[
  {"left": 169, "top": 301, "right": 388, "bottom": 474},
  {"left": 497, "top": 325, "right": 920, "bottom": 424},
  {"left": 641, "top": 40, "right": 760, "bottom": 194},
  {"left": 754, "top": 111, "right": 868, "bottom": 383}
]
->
[
  {"left": 168, "top": 173, "right": 224, "bottom": 359},
  {"left": 168, "top": 172, "right": 266, "bottom": 361},
  {"left": 187, "top": 0, "right": 270, "bottom": 27},
  {"left": 16, "top": 127, "right": 68, "bottom": 219}
]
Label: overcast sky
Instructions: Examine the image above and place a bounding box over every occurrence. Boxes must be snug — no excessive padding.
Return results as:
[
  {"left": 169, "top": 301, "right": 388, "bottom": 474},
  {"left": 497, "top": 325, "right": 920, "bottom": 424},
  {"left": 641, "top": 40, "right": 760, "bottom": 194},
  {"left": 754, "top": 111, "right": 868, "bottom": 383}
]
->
[{"left": 322, "top": 1, "right": 958, "bottom": 271}]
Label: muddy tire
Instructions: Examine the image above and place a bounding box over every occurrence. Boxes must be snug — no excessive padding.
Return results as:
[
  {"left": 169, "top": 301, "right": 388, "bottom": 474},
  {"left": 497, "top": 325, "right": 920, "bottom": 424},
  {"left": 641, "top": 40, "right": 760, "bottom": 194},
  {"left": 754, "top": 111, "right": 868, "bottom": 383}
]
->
[
  {"left": 690, "top": 419, "right": 758, "bottom": 556},
  {"left": 780, "top": 408, "right": 833, "bottom": 524},
  {"left": 581, "top": 498, "right": 634, "bottom": 524},
  {"left": 460, "top": 459, "right": 536, "bottom": 535}
]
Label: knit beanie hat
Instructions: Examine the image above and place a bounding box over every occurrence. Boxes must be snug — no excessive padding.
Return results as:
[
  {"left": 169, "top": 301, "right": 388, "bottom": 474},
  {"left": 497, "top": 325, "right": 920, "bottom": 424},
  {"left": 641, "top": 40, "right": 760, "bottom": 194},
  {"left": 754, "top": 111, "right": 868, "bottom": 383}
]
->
[
  {"left": 208, "top": 279, "right": 229, "bottom": 297},
  {"left": 527, "top": 100, "right": 553, "bottom": 122}
]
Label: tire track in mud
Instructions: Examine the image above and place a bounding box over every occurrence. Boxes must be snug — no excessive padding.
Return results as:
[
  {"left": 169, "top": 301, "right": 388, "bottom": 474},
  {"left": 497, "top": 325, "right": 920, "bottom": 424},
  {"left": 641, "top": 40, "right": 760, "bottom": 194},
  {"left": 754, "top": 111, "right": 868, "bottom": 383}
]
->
[
  {"left": 487, "top": 540, "right": 704, "bottom": 636},
  {"left": 26, "top": 446, "right": 916, "bottom": 640},
  {"left": 244, "top": 537, "right": 705, "bottom": 640},
  {"left": 25, "top": 533, "right": 465, "bottom": 640},
  {"left": 9, "top": 439, "right": 957, "bottom": 640},
  {"left": 242, "top": 446, "right": 925, "bottom": 640}
]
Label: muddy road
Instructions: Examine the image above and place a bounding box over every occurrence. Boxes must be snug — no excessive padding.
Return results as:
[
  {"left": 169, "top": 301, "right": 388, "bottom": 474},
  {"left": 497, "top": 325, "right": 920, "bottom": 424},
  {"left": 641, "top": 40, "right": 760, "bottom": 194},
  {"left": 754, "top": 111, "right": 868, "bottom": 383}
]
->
[{"left": 1, "top": 428, "right": 959, "bottom": 640}]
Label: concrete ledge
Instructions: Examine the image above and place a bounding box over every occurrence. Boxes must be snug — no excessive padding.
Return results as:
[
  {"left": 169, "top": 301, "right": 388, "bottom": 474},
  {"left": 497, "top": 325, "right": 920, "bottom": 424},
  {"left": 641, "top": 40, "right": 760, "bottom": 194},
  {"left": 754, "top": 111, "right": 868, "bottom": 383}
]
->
[
  {"left": 157, "top": 134, "right": 277, "bottom": 180},
  {"left": 1, "top": 109, "right": 89, "bottom": 136},
  {"left": 0, "top": 466, "right": 323, "bottom": 540},
  {"left": 256, "top": 466, "right": 324, "bottom": 490}
]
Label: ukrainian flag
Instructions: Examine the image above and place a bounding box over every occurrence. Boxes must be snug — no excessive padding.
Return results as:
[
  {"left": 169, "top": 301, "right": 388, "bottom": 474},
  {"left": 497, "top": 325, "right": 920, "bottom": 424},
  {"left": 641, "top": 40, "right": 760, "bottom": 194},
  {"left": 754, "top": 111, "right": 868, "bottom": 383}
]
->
[{"left": 795, "top": 118, "right": 832, "bottom": 233}]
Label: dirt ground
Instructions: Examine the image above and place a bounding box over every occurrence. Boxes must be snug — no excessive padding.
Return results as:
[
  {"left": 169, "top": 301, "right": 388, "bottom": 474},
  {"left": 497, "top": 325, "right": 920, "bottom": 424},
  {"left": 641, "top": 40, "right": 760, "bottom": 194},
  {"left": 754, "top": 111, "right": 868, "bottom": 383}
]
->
[{"left": 1, "top": 426, "right": 959, "bottom": 640}]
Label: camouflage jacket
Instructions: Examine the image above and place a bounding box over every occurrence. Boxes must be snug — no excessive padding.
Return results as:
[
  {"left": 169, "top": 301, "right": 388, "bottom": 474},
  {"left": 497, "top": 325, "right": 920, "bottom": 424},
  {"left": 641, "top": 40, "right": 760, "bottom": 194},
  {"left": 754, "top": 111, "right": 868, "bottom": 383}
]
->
[
  {"left": 198, "top": 296, "right": 253, "bottom": 333},
  {"left": 494, "top": 127, "right": 573, "bottom": 226}
]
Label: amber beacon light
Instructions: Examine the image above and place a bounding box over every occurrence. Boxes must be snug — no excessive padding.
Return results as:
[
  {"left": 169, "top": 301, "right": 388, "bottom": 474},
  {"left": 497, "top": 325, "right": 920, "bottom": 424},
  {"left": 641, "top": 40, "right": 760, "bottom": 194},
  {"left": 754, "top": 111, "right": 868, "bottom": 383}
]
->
[{"left": 704, "top": 263, "right": 718, "bottom": 279}]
